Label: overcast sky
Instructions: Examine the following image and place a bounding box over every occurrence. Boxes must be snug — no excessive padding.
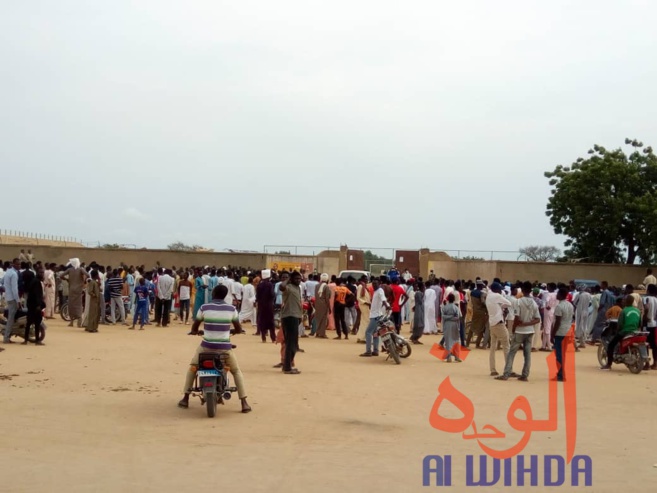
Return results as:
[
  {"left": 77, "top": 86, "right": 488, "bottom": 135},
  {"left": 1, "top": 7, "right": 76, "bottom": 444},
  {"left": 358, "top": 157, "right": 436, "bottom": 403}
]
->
[{"left": 2, "top": 0, "right": 656, "bottom": 257}]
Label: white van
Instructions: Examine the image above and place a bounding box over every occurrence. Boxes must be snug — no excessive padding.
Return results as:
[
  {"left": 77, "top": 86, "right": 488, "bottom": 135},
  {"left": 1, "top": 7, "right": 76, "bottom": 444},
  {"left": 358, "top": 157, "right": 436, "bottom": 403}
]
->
[{"left": 338, "top": 270, "right": 370, "bottom": 281}]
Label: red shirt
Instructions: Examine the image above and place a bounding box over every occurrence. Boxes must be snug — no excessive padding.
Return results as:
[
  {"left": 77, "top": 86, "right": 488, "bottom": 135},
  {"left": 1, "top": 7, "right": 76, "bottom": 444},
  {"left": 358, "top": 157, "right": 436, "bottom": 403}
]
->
[{"left": 391, "top": 284, "right": 406, "bottom": 312}]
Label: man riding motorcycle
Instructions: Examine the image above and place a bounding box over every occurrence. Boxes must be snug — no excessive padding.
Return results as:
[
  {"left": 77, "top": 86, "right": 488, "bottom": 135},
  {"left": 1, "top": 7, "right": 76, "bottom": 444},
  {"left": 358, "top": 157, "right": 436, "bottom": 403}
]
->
[
  {"left": 178, "top": 284, "right": 252, "bottom": 413},
  {"left": 600, "top": 295, "right": 641, "bottom": 370}
]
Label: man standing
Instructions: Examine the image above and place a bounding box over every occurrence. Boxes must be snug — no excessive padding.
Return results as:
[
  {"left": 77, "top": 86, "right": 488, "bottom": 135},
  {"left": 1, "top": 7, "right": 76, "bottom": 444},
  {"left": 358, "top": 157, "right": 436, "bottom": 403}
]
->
[
  {"left": 344, "top": 276, "right": 358, "bottom": 333},
  {"left": 279, "top": 271, "right": 303, "bottom": 374},
  {"left": 643, "top": 284, "right": 657, "bottom": 370},
  {"left": 468, "top": 280, "right": 488, "bottom": 348},
  {"left": 60, "top": 258, "right": 87, "bottom": 328},
  {"left": 359, "top": 278, "right": 390, "bottom": 358},
  {"left": 107, "top": 270, "right": 128, "bottom": 325},
  {"left": 23, "top": 266, "right": 46, "bottom": 345},
  {"left": 592, "top": 281, "right": 615, "bottom": 342},
  {"left": 126, "top": 267, "right": 136, "bottom": 315},
  {"left": 390, "top": 278, "right": 409, "bottom": 335},
  {"left": 643, "top": 269, "right": 657, "bottom": 287},
  {"left": 356, "top": 275, "right": 371, "bottom": 343},
  {"left": 485, "top": 282, "right": 511, "bottom": 376},
  {"left": 43, "top": 263, "right": 56, "bottom": 319},
  {"left": 178, "top": 274, "right": 192, "bottom": 325},
  {"left": 497, "top": 282, "right": 540, "bottom": 382},
  {"left": 2, "top": 258, "right": 21, "bottom": 344},
  {"left": 332, "top": 278, "right": 349, "bottom": 340},
  {"left": 156, "top": 269, "right": 175, "bottom": 327},
  {"left": 551, "top": 287, "right": 574, "bottom": 381},
  {"left": 313, "top": 274, "right": 331, "bottom": 339},
  {"left": 256, "top": 270, "right": 276, "bottom": 342},
  {"left": 304, "top": 274, "right": 319, "bottom": 333},
  {"left": 573, "top": 286, "right": 592, "bottom": 349}
]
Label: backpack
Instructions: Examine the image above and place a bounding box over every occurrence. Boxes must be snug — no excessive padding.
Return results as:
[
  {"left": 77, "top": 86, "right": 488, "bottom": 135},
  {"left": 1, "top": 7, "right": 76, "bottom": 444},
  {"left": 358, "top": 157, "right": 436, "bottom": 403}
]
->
[{"left": 345, "top": 290, "right": 356, "bottom": 308}]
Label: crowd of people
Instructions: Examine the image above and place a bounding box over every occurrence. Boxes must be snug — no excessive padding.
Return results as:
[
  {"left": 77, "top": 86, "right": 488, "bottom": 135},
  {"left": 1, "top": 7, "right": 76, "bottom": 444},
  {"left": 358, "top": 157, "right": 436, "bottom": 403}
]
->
[{"left": 2, "top": 257, "right": 656, "bottom": 386}]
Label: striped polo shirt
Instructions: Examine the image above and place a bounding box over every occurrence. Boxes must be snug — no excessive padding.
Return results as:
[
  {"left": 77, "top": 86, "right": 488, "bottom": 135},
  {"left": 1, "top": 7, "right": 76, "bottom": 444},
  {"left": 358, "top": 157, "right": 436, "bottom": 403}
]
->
[{"left": 196, "top": 300, "right": 237, "bottom": 350}]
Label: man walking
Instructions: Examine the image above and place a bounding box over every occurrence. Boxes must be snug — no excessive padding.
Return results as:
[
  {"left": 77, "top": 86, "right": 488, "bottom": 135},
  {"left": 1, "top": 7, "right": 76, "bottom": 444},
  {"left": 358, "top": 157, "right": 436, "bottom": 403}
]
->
[
  {"left": 497, "top": 282, "right": 540, "bottom": 382},
  {"left": 279, "top": 271, "right": 303, "bottom": 374},
  {"left": 485, "top": 282, "right": 511, "bottom": 376},
  {"left": 2, "top": 258, "right": 20, "bottom": 344}
]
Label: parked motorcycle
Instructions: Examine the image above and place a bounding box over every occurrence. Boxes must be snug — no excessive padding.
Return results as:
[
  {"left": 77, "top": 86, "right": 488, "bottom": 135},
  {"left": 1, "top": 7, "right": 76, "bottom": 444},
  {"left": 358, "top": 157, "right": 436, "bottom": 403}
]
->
[
  {"left": 598, "top": 322, "right": 650, "bottom": 374},
  {"left": 1, "top": 308, "right": 47, "bottom": 343},
  {"left": 190, "top": 345, "right": 238, "bottom": 418},
  {"left": 376, "top": 314, "right": 412, "bottom": 364}
]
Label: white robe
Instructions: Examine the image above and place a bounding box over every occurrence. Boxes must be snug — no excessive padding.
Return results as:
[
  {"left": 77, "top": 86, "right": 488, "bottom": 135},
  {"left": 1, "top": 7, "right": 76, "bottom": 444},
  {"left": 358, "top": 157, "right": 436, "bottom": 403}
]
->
[
  {"left": 202, "top": 274, "right": 211, "bottom": 303},
  {"left": 424, "top": 288, "right": 437, "bottom": 334},
  {"left": 239, "top": 284, "right": 256, "bottom": 323}
]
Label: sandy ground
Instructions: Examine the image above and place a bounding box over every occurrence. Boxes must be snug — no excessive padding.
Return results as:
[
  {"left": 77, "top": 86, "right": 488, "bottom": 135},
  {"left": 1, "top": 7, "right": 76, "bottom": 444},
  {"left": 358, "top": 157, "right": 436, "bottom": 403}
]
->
[{"left": 1, "top": 318, "right": 656, "bottom": 493}]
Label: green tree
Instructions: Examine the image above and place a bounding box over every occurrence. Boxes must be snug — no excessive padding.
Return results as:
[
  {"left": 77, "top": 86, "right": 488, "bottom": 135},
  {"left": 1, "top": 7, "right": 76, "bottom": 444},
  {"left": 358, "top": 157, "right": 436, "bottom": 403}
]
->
[
  {"left": 364, "top": 250, "right": 391, "bottom": 263},
  {"left": 167, "top": 242, "right": 207, "bottom": 252},
  {"left": 519, "top": 245, "right": 561, "bottom": 262},
  {"left": 545, "top": 139, "right": 657, "bottom": 264}
]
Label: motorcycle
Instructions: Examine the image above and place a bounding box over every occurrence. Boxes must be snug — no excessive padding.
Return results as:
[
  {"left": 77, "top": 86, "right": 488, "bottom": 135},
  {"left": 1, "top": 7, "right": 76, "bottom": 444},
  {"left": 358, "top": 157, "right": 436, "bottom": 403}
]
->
[
  {"left": 1, "top": 308, "right": 47, "bottom": 343},
  {"left": 598, "top": 322, "right": 650, "bottom": 374},
  {"left": 376, "top": 314, "right": 412, "bottom": 364},
  {"left": 189, "top": 345, "right": 238, "bottom": 418}
]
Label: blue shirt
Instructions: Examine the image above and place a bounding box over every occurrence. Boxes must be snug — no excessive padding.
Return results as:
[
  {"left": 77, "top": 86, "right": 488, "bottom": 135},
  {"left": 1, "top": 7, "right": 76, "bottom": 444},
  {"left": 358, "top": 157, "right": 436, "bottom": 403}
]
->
[
  {"left": 2, "top": 268, "right": 19, "bottom": 302},
  {"left": 134, "top": 285, "right": 149, "bottom": 304},
  {"left": 275, "top": 282, "right": 283, "bottom": 305}
]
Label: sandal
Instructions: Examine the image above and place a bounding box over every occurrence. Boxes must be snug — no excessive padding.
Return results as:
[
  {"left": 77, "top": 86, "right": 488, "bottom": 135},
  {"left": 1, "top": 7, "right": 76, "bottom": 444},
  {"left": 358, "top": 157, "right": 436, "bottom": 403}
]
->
[
  {"left": 177, "top": 400, "right": 189, "bottom": 409},
  {"left": 284, "top": 369, "right": 301, "bottom": 375},
  {"left": 518, "top": 376, "right": 528, "bottom": 382},
  {"left": 495, "top": 375, "right": 509, "bottom": 381},
  {"left": 359, "top": 352, "right": 372, "bottom": 357}
]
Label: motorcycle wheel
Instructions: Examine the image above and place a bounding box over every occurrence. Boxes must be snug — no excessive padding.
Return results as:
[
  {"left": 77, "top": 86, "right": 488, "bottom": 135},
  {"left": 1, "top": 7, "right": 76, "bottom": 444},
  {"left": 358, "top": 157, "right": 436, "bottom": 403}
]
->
[
  {"left": 398, "top": 340, "right": 412, "bottom": 358},
  {"left": 206, "top": 392, "right": 217, "bottom": 418},
  {"left": 387, "top": 340, "right": 401, "bottom": 365},
  {"left": 597, "top": 343, "right": 608, "bottom": 367},
  {"left": 60, "top": 303, "right": 70, "bottom": 322},
  {"left": 627, "top": 346, "right": 643, "bottom": 374}
]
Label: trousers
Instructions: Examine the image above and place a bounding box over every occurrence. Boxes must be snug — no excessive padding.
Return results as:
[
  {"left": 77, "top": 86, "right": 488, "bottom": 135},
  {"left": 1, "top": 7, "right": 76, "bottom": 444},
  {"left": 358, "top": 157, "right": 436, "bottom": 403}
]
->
[
  {"left": 133, "top": 301, "right": 149, "bottom": 326},
  {"left": 110, "top": 297, "right": 126, "bottom": 324},
  {"left": 489, "top": 322, "right": 510, "bottom": 372},
  {"left": 504, "top": 333, "right": 534, "bottom": 378},
  {"left": 282, "top": 316, "right": 300, "bottom": 371},
  {"left": 25, "top": 308, "right": 44, "bottom": 342},
  {"left": 3, "top": 300, "right": 18, "bottom": 342}
]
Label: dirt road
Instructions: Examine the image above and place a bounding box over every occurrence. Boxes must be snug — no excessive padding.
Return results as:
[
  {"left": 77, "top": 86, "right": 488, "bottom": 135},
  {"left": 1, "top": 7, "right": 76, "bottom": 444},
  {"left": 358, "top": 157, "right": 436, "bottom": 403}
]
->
[{"left": 1, "top": 320, "right": 655, "bottom": 492}]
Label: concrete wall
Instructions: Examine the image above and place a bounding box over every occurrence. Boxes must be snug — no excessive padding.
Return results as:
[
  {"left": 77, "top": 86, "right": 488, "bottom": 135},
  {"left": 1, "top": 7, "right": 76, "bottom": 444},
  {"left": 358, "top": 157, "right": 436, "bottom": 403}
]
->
[
  {"left": 493, "top": 261, "right": 647, "bottom": 286},
  {"left": 3, "top": 243, "right": 647, "bottom": 285},
  {"left": 420, "top": 251, "right": 649, "bottom": 287},
  {"left": 316, "top": 250, "right": 340, "bottom": 276},
  {"left": 0, "top": 244, "right": 317, "bottom": 272}
]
